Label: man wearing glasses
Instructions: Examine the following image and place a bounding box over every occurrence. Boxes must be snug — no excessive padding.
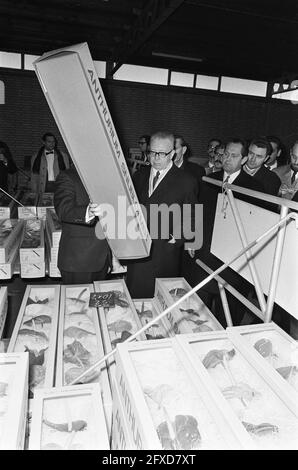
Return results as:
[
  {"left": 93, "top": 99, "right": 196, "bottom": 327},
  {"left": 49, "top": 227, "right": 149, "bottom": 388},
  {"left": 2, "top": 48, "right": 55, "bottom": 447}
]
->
[
  {"left": 274, "top": 140, "right": 298, "bottom": 200},
  {"left": 204, "top": 138, "right": 221, "bottom": 175},
  {"left": 126, "top": 131, "right": 198, "bottom": 298}
]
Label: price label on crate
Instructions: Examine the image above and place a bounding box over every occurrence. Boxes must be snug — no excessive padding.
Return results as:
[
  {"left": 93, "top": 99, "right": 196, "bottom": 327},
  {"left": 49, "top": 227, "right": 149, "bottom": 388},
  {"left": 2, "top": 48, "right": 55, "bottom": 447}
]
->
[{"left": 89, "top": 291, "right": 115, "bottom": 309}]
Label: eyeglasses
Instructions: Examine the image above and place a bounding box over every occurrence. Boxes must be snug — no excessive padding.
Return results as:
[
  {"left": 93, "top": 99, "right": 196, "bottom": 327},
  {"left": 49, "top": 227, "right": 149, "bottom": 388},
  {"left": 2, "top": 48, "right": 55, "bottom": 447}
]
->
[{"left": 148, "top": 150, "right": 173, "bottom": 159}]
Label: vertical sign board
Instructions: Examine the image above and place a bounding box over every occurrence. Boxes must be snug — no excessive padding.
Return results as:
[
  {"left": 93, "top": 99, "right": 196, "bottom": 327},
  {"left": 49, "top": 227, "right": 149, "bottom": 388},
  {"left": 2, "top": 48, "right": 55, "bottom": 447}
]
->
[
  {"left": 211, "top": 194, "right": 298, "bottom": 319},
  {"left": 34, "top": 43, "right": 151, "bottom": 259}
]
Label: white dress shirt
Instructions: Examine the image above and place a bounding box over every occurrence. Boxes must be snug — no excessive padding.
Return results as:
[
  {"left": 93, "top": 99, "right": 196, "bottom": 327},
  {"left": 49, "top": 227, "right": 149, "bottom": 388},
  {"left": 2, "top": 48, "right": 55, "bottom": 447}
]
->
[
  {"left": 45, "top": 150, "right": 55, "bottom": 181},
  {"left": 223, "top": 169, "right": 241, "bottom": 184},
  {"left": 148, "top": 161, "right": 173, "bottom": 197}
]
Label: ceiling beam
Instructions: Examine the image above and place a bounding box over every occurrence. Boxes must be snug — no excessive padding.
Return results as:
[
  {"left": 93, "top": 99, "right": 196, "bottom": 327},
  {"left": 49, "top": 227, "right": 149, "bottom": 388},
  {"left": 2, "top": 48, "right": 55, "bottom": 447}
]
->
[
  {"left": 185, "top": 0, "right": 298, "bottom": 25},
  {"left": 110, "top": 0, "right": 186, "bottom": 76}
]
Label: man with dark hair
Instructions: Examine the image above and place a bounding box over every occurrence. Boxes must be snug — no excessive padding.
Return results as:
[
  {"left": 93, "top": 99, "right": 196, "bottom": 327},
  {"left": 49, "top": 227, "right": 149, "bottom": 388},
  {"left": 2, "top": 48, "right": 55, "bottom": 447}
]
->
[
  {"left": 266, "top": 136, "right": 283, "bottom": 170},
  {"left": 182, "top": 138, "right": 264, "bottom": 326},
  {"left": 31, "top": 132, "right": 70, "bottom": 193},
  {"left": 204, "top": 138, "right": 222, "bottom": 175},
  {"left": 138, "top": 134, "right": 151, "bottom": 163},
  {"left": 0, "top": 140, "right": 17, "bottom": 191},
  {"left": 126, "top": 131, "right": 198, "bottom": 298},
  {"left": 213, "top": 142, "right": 225, "bottom": 172},
  {"left": 243, "top": 137, "right": 281, "bottom": 195},
  {"left": 174, "top": 135, "right": 205, "bottom": 196},
  {"left": 274, "top": 139, "right": 298, "bottom": 199}
]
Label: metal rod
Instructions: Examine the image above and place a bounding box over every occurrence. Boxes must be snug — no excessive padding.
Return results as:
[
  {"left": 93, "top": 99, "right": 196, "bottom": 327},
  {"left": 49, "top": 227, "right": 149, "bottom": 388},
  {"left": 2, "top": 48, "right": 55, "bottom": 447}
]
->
[
  {"left": 196, "top": 258, "right": 264, "bottom": 320},
  {"left": 69, "top": 212, "right": 294, "bottom": 386},
  {"left": 226, "top": 188, "right": 267, "bottom": 314},
  {"left": 0, "top": 186, "right": 38, "bottom": 219},
  {"left": 264, "top": 205, "right": 289, "bottom": 323},
  {"left": 218, "top": 282, "right": 233, "bottom": 327},
  {"left": 203, "top": 176, "right": 298, "bottom": 210}
]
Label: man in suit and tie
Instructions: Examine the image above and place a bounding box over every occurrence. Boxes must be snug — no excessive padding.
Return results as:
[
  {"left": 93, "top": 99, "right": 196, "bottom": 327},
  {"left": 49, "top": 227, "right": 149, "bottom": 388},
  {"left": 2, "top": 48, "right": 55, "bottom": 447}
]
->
[
  {"left": 31, "top": 132, "right": 70, "bottom": 193},
  {"left": 274, "top": 140, "right": 298, "bottom": 200},
  {"left": 182, "top": 138, "right": 264, "bottom": 325},
  {"left": 54, "top": 167, "right": 111, "bottom": 284},
  {"left": 126, "top": 131, "right": 198, "bottom": 298},
  {"left": 243, "top": 137, "right": 281, "bottom": 196}
]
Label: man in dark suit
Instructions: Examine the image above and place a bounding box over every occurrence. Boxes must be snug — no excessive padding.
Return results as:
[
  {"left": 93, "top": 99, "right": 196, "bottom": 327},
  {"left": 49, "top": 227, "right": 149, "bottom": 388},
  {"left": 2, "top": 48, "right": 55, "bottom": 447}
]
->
[
  {"left": 174, "top": 135, "right": 205, "bottom": 196},
  {"left": 126, "top": 131, "right": 198, "bottom": 298},
  {"left": 243, "top": 137, "right": 281, "bottom": 196},
  {"left": 54, "top": 167, "right": 111, "bottom": 284},
  {"left": 182, "top": 138, "right": 264, "bottom": 325}
]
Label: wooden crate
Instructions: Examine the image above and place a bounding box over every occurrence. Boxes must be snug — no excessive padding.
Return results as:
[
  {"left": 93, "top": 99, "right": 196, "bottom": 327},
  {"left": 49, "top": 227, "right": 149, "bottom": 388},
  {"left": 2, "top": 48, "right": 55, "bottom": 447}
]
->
[
  {"left": 0, "top": 352, "right": 29, "bottom": 450},
  {"left": 45, "top": 208, "right": 61, "bottom": 247},
  {"left": 0, "top": 219, "right": 24, "bottom": 263},
  {"left": 154, "top": 277, "right": 223, "bottom": 335},
  {"left": 29, "top": 383, "right": 109, "bottom": 450},
  {"left": 36, "top": 193, "right": 54, "bottom": 219},
  {"left": 7, "top": 285, "right": 60, "bottom": 397},
  {"left": 0, "top": 286, "right": 8, "bottom": 339},
  {"left": 176, "top": 330, "right": 298, "bottom": 450},
  {"left": 111, "top": 378, "right": 135, "bottom": 450},
  {"left": 20, "top": 261, "right": 46, "bottom": 278},
  {"left": 17, "top": 192, "right": 38, "bottom": 219},
  {"left": 133, "top": 298, "right": 169, "bottom": 340},
  {"left": 115, "top": 338, "right": 251, "bottom": 450},
  {"left": 56, "top": 284, "right": 112, "bottom": 435},
  {"left": 227, "top": 323, "right": 298, "bottom": 398},
  {"left": 93, "top": 279, "right": 146, "bottom": 381},
  {"left": 19, "top": 219, "right": 45, "bottom": 264},
  {"left": 0, "top": 240, "right": 19, "bottom": 280}
]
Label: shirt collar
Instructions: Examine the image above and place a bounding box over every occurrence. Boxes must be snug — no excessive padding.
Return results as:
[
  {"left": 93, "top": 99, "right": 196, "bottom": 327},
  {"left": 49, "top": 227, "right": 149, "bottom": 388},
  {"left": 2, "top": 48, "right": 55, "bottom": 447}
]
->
[
  {"left": 223, "top": 169, "right": 241, "bottom": 184},
  {"left": 152, "top": 161, "right": 173, "bottom": 176}
]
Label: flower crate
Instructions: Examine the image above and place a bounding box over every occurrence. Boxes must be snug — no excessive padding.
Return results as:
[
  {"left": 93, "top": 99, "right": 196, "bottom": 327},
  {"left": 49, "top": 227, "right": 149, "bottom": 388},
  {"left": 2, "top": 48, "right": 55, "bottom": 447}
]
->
[
  {"left": 154, "top": 277, "right": 223, "bottom": 335},
  {"left": 227, "top": 322, "right": 298, "bottom": 398},
  {"left": 29, "top": 383, "right": 109, "bottom": 450},
  {"left": 93, "top": 279, "right": 146, "bottom": 381},
  {"left": 7, "top": 285, "right": 60, "bottom": 398},
  {"left": 0, "top": 352, "right": 29, "bottom": 449},
  {"left": 17, "top": 192, "right": 38, "bottom": 219},
  {"left": 133, "top": 298, "right": 169, "bottom": 340},
  {"left": 0, "top": 219, "right": 24, "bottom": 263},
  {"left": 115, "top": 338, "right": 250, "bottom": 450},
  {"left": 19, "top": 219, "right": 45, "bottom": 264},
  {"left": 56, "top": 284, "right": 112, "bottom": 435},
  {"left": 176, "top": 330, "right": 298, "bottom": 450}
]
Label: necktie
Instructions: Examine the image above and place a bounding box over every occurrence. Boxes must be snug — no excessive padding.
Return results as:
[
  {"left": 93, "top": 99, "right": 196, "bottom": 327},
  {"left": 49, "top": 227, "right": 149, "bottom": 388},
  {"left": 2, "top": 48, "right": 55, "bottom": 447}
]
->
[
  {"left": 45, "top": 151, "right": 53, "bottom": 155},
  {"left": 152, "top": 171, "right": 160, "bottom": 190},
  {"left": 291, "top": 171, "right": 297, "bottom": 185}
]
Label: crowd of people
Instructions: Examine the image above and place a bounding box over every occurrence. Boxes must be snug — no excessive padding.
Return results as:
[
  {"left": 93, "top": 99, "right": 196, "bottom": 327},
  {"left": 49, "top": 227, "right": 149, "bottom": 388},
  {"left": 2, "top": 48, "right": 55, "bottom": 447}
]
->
[{"left": 0, "top": 131, "right": 297, "bottom": 335}]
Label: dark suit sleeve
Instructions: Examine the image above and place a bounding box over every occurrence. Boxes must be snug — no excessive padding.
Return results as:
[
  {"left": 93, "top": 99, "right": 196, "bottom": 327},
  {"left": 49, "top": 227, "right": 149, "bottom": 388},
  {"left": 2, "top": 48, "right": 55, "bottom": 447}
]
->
[
  {"left": 54, "top": 171, "right": 90, "bottom": 224},
  {"left": 174, "top": 174, "right": 198, "bottom": 248}
]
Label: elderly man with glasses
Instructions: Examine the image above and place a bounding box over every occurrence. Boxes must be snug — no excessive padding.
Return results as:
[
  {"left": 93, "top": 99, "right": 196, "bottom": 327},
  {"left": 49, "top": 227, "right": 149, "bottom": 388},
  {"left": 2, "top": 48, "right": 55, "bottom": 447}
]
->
[{"left": 126, "top": 131, "right": 198, "bottom": 298}]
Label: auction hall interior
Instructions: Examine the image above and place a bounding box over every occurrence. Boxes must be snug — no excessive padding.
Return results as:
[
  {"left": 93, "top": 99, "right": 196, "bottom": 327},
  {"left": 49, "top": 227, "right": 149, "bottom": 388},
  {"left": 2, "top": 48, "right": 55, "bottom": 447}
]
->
[{"left": 0, "top": 0, "right": 298, "bottom": 451}]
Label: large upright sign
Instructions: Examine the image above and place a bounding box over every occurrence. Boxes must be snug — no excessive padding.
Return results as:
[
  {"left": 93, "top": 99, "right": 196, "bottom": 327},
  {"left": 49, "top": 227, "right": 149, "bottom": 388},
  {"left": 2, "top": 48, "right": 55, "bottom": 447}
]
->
[{"left": 34, "top": 43, "right": 151, "bottom": 259}]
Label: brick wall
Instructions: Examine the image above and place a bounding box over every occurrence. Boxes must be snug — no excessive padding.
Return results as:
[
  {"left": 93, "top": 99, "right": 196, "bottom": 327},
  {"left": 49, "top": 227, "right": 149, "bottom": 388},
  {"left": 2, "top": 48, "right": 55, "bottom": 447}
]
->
[{"left": 1, "top": 68, "right": 298, "bottom": 168}]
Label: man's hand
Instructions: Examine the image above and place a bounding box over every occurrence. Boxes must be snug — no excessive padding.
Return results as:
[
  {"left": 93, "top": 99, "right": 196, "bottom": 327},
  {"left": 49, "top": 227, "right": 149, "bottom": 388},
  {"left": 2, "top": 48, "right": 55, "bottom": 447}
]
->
[
  {"left": 188, "top": 248, "right": 195, "bottom": 258},
  {"left": 88, "top": 203, "right": 103, "bottom": 219}
]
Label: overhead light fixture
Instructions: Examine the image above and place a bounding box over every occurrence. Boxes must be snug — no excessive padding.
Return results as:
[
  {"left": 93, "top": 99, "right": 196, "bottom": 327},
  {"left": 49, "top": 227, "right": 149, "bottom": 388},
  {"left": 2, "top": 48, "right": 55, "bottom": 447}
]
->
[{"left": 152, "top": 52, "right": 203, "bottom": 63}]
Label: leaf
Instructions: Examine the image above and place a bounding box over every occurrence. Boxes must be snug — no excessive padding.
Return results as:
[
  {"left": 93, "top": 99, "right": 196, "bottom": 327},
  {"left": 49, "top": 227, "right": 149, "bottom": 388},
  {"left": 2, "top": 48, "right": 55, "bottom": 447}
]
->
[
  {"left": 254, "top": 338, "right": 273, "bottom": 358},
  {"left": 63, "top": 340, "right": 91, "bottom": 367}
]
